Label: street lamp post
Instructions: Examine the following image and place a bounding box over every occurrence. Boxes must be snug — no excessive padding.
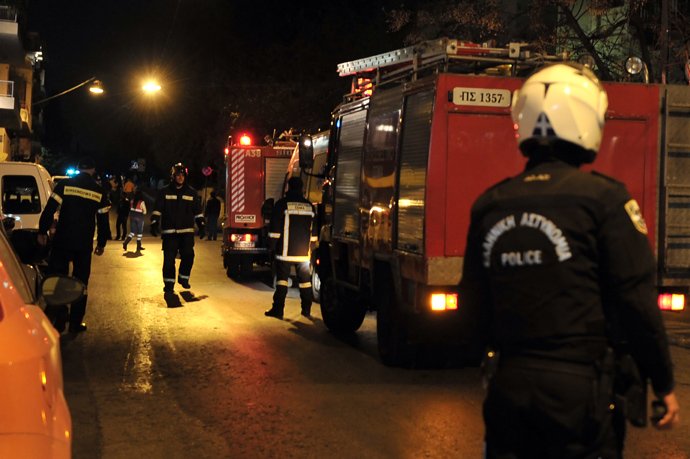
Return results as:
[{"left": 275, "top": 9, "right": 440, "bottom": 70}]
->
[{"left": 32, "top": 77, "right": 104, "bottom": 105}]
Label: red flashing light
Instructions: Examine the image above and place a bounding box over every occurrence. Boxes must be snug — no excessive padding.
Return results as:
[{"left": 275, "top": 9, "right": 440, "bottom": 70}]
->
[
  {"left": 224, "top": 147, "right": 230, "bottom": 155},
  {"left": 658, "top": 293, "right": 685, "bottom": 311},
  {"left": 239, "top": 135, "right": 252, "bottom": 146}
]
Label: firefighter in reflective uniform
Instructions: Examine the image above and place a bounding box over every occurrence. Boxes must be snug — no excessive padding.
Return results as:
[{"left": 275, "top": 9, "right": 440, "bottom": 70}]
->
[
  {"left": 38, "top": 156, "right": 111, "bottom": 334},
  {"left": 265, "top": 177, "right": 317, "bottom": 319},
  {"left": 460, "top": 63, "right": 679, "bottom": 458},
  {"left": 150, "top": 163, "right": 205, "bottom": 293}
]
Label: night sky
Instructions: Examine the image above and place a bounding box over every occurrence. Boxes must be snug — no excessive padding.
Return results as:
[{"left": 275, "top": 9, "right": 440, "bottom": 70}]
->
[{"left": 26, "top": 0, "right": 415, "bottom": 177}]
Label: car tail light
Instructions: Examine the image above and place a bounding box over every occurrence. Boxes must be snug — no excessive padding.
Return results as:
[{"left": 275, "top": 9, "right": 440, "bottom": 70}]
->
[
  {"left": 430, "top": 293, "right": 458, "bottom": 311},
  {"left": 658, "top": 293, "right": 685, "bottom": 311}
]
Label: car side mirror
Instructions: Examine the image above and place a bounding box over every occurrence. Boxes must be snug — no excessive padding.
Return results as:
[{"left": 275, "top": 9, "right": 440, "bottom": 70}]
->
[
  {"left": 298, "top": 134, "right": 314, "bottom": 170},
  {"left": 2, "top": 216, "right": 15, "bottom": 232},
  {"left": 40, "top": 275, "right": 86, "bottom": 306}
]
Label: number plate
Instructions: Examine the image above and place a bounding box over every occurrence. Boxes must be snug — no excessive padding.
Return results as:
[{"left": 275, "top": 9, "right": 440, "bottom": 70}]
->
[
  {"left": 234, "top": 241, "right": 255, "bottom": 248},
  {"left": 451, "top": 87, "right": 511, "bottom": 107}
]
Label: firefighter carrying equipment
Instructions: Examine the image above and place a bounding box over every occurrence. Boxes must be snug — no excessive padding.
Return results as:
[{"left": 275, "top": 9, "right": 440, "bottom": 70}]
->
[
  {"left": 268, "top": 189, "right": 317, "bottom": 262},
  {"left": 38, "top": 172, "right": 111, "bottom": 251},
  {"left": 151, "top": 181, "right": 205, "bottom": 236}
]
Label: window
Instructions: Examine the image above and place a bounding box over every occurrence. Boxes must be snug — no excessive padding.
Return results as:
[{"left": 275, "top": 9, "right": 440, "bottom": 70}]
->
[{"left": 2, "top": 175, "right": 42, "bottom": 215}]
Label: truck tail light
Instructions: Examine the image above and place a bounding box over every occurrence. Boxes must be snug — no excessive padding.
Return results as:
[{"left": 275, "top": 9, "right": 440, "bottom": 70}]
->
[
  {"left": 230, "top": 233, "right": 256, "bottom": 242},
  {"left": 658, "top": 293, "right": 685, "bottom": 311},
  {"left": 431, "top": 293, "right": 458, "bottom": 311}
]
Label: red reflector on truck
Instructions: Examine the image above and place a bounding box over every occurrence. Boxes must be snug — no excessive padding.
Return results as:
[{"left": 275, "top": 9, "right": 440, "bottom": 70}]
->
[
  {"left": 658, "top": 293, "right": 685, "bottom": 311},
  {"left": 431, "top": 293, "right": 458, "bottom": 311}
]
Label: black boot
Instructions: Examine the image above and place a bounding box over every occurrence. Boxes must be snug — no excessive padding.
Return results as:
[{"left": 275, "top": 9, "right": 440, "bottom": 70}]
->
[
  {"left": 137, "top": 240, "right": 143, "bottom": 251},
  {"left": 164, "top": 282, "right": 175, "bottom": 293},
  {"left": 264, "top": 306, "right": 283, "bottom": 319},
  {"left": 178, "top": 276, "right": 191, "bottom": 289},
  {"left": 123, "top": 236, "right": 132, "bottom": 250}
]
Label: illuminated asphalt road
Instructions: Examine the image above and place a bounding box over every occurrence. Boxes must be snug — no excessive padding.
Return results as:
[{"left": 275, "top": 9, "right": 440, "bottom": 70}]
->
[{"left": 57, "top": 209, "right": 690, "bottom": 458}]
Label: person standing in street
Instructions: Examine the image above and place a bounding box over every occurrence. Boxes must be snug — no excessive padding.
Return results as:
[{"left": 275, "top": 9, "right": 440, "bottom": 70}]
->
[
  {"left": 123, "top": 190, "right": 147, "bottom": 252},
  {"left": 265, "top": 177, "right": 317, "bottom": 319},
  {"left": 115, "top": 193, "right": 130, "bottom": 240},
  {"left": 204, "top": 191, "right": 221, "bottom": 241},
  {"left": 150, "top": 163, "right": 206, "bottom": 293},
  {"left": 123, "top": 176, "right": 135, "bottom": 200},
  {"left": 460, "top": 63, "right": 679, "bottom": 458},
  {"left": 37, "top": 156, "right": 111, "bottom": 334}
]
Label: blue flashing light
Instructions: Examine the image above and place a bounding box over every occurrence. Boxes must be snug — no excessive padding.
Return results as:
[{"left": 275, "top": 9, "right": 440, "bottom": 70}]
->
[{"left": 66, "top": 168, "right": 80, "bottom": 176}]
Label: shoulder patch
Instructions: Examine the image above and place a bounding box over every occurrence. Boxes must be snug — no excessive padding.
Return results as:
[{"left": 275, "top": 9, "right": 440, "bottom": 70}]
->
[{"left": 624, "top": 200, "right": 648, "bottom": 235}]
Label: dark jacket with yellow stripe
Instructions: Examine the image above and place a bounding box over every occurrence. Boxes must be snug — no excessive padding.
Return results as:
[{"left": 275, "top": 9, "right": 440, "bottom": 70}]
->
[
  {"left": 39, "top": 172, "right": 111, "bottom": 251},
  {"left": 150, "top": 182, "right": 204, "bottom": 235},
  {"left": 269, "top": 190, "right": 316, "bottom": 262}
]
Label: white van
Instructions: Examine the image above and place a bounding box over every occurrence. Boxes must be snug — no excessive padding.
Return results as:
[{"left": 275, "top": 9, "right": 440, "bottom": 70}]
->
[{"left": 0, "top": 162, "right": 54, "bottom": 229}]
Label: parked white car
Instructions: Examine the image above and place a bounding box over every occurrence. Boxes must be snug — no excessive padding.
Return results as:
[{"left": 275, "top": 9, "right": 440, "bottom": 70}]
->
[
  {"left": 0, "top": 162, "right": 54, "bottom": 230},
  {"left": 0, "top": 220, "right": 84, "bottom": 458}
]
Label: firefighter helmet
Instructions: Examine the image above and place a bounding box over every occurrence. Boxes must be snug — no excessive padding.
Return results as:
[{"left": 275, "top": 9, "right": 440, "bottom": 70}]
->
[
  {"left": 171, "top": 163, "right": 188, "bottom": 181},
  {"left": 511, "top": 63, "right": 608, "bottom": 163}
]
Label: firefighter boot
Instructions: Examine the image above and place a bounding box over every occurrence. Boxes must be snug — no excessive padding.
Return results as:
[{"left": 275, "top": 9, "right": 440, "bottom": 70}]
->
[
  {"left": 178, "top": 276, "right": 191, "bottom": 289},
  {"left": 264, "top": 306, "right": 283, "bottom": 319},
  {"left": 123, "top": 236, "right": 132, "bottom": 251},
  {"left": 164, "top": 282, "right": 175, "bottom": 293},
  {"left": 137, "top": 240, "right": 143, "bottom": 252}
]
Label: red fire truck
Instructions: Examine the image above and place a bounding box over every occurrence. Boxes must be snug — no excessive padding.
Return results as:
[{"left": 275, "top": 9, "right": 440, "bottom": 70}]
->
[
  {"left": 298, "top": 38, "right": 690, "bottom": 367},
  {"left": 222, "top": 135, "right": 294, "bottom": 278}
]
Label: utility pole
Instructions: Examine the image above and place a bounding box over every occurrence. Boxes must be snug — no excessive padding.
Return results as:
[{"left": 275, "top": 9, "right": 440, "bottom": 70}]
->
[{"left": 661, "top": 0, "right": 669, "bottom": 84}]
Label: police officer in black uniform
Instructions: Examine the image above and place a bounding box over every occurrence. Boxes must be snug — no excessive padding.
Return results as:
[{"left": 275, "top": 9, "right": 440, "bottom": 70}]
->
[
  {"left": 150, "top": 163, "right": 205, "bottom": 293},
  {"left": 265, "top": 177, "right": 317, "bottom": 319},
  {"left": 38, "top": 156, "right": 111, "bottom": 334},
  {"left": 460, "top": 63, "right": 679, "bottom": 457}
]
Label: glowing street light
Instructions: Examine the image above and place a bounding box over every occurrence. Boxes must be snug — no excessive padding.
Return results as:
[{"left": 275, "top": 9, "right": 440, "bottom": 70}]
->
[
  {"left": 89, "top": 80, "right": 104, "bottom": 94},
  {"left": 33, "top": 76, "right": 103, "bottom": 105},
  {"left": 142, "top": 81, "right": 162, "bottom": 92}
]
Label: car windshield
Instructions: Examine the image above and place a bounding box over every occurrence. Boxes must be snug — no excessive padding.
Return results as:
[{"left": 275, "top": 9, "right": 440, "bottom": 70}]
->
[
  {"left": 0, "top": 229, "right": 34, "bottom": 304},
  {"left": 2, "top": 175, "right": 42, "bottom": 215}
]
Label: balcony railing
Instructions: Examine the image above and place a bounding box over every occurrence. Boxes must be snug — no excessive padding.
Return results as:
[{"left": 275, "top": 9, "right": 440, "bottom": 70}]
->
[{"left": 0, "top": 6, "right": 17, "bottom": 22}]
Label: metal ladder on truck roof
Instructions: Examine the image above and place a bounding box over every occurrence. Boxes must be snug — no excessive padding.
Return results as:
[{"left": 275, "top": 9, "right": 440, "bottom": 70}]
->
[{"left": 336, "top": 38, "right": 567, "bottom": 91}]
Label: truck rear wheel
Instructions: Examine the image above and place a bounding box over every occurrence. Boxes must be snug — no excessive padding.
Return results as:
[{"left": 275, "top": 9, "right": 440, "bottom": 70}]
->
[
  {"left": 226, "top": 254, "right": 240, "bottom": 278},
  {"left": 377, "top": 278, "right": 416, "bottom": 368},
  {"left": 320, "top": 279, "right": 366, "bottom": 333}
]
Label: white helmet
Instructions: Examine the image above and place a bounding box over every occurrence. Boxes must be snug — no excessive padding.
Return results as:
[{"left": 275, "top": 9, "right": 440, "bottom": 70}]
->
[{"left": 511, "top": 63, "right": 608, "bottom": 163}]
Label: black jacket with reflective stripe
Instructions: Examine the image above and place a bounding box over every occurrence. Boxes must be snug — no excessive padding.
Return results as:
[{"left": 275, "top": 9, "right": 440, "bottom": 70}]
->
[
  {"left": 269, "top": 190, "right": 316, "bottom": 262},
  {"left": 39, "top": 173, "right": 111, "bottom": 251},
  {"left": 150, "top": 182, "right": 204, "bottom": 234}
]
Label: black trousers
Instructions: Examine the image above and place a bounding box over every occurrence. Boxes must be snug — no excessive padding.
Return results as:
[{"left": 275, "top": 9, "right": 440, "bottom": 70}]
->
[
  {"left": 273, "top": 260, "right": 312, "bottom": 311},
  {"left": 483, "top": 358, "right": 624, "bottom": 459},
  {"left": 46, "top": 246, "right": 92, "bottom": 326},
  {"left": 162, "top": 233, "right": 195, "bottom": 286},
  {"left": 115, "top": 216, "right": 127, "bottom": 238}
]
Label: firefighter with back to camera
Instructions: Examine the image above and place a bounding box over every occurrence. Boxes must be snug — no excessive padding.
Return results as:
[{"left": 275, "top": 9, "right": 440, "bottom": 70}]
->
[
  {"left": 459, "top": 63, "right": 679, "bottom": 458},
  {"left": 37, "top": 156, "right": 111, "bottom": 334},
  {"left": 150, "top": 163, "right": 205, "bottom": 293},
  {"left": 265, "top": 176, "right": 317, "bottom": 319}
]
